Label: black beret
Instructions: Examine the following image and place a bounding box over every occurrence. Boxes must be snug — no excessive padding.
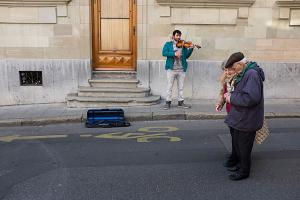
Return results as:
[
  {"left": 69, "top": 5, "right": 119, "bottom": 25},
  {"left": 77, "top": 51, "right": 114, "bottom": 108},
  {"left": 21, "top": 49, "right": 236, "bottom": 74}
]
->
[{"left": 224, "top": 52, "right": 244, "bottom": 68}]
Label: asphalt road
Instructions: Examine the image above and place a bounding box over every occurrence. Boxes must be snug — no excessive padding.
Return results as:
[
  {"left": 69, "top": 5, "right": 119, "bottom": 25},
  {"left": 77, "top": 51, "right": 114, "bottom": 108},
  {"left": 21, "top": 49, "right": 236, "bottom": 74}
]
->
[{"left": 0, "top": 119, "right": 299, "bottom": 200}]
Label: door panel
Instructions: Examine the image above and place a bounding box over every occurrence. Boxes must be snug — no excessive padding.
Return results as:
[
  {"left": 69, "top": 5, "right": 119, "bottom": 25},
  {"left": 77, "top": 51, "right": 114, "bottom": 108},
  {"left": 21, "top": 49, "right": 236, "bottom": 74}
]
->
[
  {"left": 101, "top": 0, "right": 129, "bottom": 18},
  {"left": 100, "top": 19, "right": 130, "bottom": 51},
  {"left": 92, "top": 0, "right": 136, "bottom": 70}
]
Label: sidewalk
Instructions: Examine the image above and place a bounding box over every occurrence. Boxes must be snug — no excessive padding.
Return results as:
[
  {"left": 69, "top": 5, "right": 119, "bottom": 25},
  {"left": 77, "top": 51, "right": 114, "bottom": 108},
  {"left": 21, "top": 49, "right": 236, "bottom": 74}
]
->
[{"left": 0, "top": 99, "right": 299, "bottom": 127}]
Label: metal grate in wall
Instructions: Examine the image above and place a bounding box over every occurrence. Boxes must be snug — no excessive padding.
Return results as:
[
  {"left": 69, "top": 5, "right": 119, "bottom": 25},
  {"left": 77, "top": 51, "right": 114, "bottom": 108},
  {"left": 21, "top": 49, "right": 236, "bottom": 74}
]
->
[{"left": 19, "top": 71, "right": 43, "bottom": 86}]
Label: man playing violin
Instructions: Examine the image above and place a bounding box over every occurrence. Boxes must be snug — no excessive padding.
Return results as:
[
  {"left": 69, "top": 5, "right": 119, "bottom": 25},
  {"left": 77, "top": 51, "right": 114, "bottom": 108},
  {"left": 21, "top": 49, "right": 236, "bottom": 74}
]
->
[{"left": 162, "top": 30, "right": 194, "bottom": 109}]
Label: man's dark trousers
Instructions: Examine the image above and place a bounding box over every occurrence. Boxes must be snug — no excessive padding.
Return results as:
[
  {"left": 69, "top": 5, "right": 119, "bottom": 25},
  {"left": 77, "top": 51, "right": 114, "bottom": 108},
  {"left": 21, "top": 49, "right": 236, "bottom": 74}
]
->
[
  {"left": 232, "top": 128, "right": 256, "bottom": 175},
  {"left": 228, "top": 127, "right": 238, "bottom": 163}
]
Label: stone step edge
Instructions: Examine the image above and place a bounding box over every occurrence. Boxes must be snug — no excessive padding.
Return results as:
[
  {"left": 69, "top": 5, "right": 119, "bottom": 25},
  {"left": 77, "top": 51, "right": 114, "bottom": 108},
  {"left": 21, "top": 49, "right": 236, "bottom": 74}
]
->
[
  {"left": 92, "top": 71, "right": 137, "bottom": 74},
  {"left": 88, "top": 79, "right": 139, "bottom": 83},
  {"left": 67, "top": 94, "right": 160, "bottom": 103},
  {"left": 78, "top": 86, "right": 150, "bottom": 93}
]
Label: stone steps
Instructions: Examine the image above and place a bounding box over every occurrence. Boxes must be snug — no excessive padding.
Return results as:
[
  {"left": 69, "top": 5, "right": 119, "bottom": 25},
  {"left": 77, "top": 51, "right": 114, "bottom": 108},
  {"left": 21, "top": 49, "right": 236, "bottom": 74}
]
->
[
  {"left": 92, "top": 70, "right": 136, "bottom": 79},
  {"left": 78, "top": 86, "right": 150, "bottom": 98},
  {"left": 66, "top": 70, "right": 161, "bottom": 108},
  {"left": 88, "top": 79, "right": 139, "bottom": 88},
  {"left": 66, "top": 93, "right": 161, "bottom": 108}
]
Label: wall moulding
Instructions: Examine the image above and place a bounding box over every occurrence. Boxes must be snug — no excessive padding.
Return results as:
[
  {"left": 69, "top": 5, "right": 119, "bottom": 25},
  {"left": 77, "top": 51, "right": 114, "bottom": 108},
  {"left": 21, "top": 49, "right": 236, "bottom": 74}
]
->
[
  {"left": 0, "top": 0, "right": 71, "bottom": 7},
  {"left": 276, "top": 1, "right": 300, "bottom": 26},
  {"left": 156, "top": 0, "right": 256, "bottom": 8},
  {"left": 276, "top": 0, "right": 300, "bottom": 7}
]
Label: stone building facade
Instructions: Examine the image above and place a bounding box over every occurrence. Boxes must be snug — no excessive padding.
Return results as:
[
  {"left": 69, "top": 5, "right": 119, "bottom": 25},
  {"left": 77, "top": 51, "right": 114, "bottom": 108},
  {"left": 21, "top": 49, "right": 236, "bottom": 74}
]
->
[{"left": 0, "top": 0, "right": 300, "bottom": 105}]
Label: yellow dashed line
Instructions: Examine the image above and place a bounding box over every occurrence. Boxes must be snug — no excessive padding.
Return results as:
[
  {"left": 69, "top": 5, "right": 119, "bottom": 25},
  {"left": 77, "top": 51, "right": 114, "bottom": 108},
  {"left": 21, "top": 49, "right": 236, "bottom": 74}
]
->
[{"left": 0, "top": 135, "right": 67, "bottom": 143}]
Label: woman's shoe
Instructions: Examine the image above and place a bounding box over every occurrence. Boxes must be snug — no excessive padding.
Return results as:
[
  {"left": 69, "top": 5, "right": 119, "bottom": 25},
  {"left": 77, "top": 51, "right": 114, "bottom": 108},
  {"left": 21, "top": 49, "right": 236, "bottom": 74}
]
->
[{"left": 229, "top": 173, "right": 249, "bottom": 181}]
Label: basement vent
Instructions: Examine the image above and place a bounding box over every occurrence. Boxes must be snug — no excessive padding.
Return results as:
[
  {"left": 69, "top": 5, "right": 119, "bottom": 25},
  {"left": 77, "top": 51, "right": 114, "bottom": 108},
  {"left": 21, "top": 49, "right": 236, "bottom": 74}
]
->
[{"left": 19, "top": 71, "right": 43, "bottom": 86}]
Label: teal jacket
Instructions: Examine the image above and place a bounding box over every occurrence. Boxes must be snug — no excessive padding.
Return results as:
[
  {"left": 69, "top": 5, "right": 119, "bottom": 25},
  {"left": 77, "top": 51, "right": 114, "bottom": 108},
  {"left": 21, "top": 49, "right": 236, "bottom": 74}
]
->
[{"left": 162, "top": 41, "right": 194, "bottom": 72}]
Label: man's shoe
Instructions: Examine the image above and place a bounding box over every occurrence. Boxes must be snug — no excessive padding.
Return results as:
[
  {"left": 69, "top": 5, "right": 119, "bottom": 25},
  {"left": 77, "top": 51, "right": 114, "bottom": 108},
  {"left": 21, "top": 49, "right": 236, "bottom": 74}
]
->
[
  {"left": 163, "top": 101, "right": 171, "bottom": 110},
  {"left": 223, "top": 160, "right": 237, "bottom": 168},
  {"left": 178, "top": 101, "right": 191, "bottom": 109},
  {"left": 227, "top": 166, "right": 239, "bottom": 172},
  {"left": 229, "top": 173, "right": 249, "bottom": 181}
]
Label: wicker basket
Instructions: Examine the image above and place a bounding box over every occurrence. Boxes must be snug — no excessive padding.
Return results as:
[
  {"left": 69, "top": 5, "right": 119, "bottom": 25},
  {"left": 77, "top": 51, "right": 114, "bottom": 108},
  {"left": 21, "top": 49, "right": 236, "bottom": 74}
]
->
[{"left": 255, "top": 118, "right": 270, "bottom": 144}]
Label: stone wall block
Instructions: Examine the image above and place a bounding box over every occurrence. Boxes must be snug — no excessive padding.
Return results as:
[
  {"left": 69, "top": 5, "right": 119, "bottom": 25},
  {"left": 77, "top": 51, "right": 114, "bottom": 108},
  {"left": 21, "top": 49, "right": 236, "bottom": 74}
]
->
[
  {"left": 190, "top": 8, "right": 220, "bottom": 24},
  {"left": 262, "top": 62, "right": 300, "bottom": 98},
  {"left": 38, "top": 7, "right": 57, "bottom": 23},
  {"left": 0, "top": 7, "right": 9, "bottom": 22},
  {"left": 159, "top": 6, "right": 170, "bottom": 17},
  {"left": 79, "top": 0, "right": 90, "bottom": 6},
  {"left": 0, "top": 60, "right": 11, "bottom": 105},
  {"left": 147, "top": 48, "right": 165, "bottom": 60},
  {"left": 238, "top": 7, "right": 249, "bottom": 19},
  {"left": 279, "top": 8, "right": 290, "bottom": 19},
  {"left": 137, "top": 5, "right": 143, "bottom": 24},
  {"left": 57, "top": 5, "right": 68, "bottom": 17},
  {"left": 290, "top": 9, "right": 300, "bottom": 26},
  {"left": 137, "top": 60, "right": 150, "bottom": 88},
  {"left": 11, "top": 7, "right": 38, "bottom": 23},
  {"left": 147, "top": 60, "right": 167, "bottom": 97},
  {"left": 245, "top": 26, "right": 267, "bottom": 38},
  {"left": 44, "top": 47, "right": 81, "bottom": 59},
  {"left": 171, "top": 8, "right": 190, "bottom": 24},
  {"left": 5, "top": 48, "right": 45, "bottom": 58},
  {"left": 54, "top": 24, "right": 73, "bottom": 36},
  {"left": 79, "top": 36, "right": 91, "bottom": 59},
  {"left": 248, "top": 8, "right": 273, "bottom": 26},
  {"left": 271, "top": 39, "right": 300, "bottom": 50},
  {"left": 0, "top": 59, "right": 91, "bottom": 105},
  {"left": 80, "top": 6, "right": 90, "bottom": 24},
  {"left": 256, "top": 39, "right": 273, "bottom": 50},
  {"left": 68, "top": 5, "right": 81, "bottom": 24},
  {"left": 0, "top": 48, "right": 5, "bottom": 59},
  {"left": 215, "top": 38, "right": 256, "bottom": 50},
  {"left": 220, "top": 9, "right": 237, "bottom": 25},
  {"left": 250, "top": 51, "right": 285, "bottom": 61},
  {"left": 49, "top": 36, "right": 80, "bottom": 47},
  {"left": 148, "top": 5, "right": 160, "bottom": 24},
  {"left": 1, "top": 7, "right": 56, "bottom": 24},
  {"left": 148, "top": 37, "right": 167, "bottom": 49},
  {"left": 283, "top": 51, "right": 300, "bottom": 61},
  {"left": 148, "top": 24, "right": 172, "bottom": 37}
]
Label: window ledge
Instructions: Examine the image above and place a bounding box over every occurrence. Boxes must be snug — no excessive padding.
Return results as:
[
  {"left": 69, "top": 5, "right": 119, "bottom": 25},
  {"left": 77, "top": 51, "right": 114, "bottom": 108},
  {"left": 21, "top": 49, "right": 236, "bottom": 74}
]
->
[
  {"left": 276, "top": 0, "right": 300, "bottom": 7},
  {"left": 156, "top": 0, "right": 256, "bottom": 8},
  {"left": 0, "top": 0, "right": 71, "bottom": 6}
]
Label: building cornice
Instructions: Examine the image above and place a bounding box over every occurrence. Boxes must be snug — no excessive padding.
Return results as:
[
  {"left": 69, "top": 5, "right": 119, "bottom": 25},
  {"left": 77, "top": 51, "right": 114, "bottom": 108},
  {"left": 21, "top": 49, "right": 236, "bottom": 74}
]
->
[
  {"left": 0, "top": 0, "right": 71, "bottom": 7},
  {"left": 276, "top": 0, "right": 300, "bottom": 7},
  {"left": 156, "top": 0, "right": 256, "bottom": 8}
]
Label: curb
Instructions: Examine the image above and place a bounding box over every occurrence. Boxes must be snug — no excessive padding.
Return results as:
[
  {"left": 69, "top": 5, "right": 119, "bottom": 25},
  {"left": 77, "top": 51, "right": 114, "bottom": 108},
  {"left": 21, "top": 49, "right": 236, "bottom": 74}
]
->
[
  {"left": 0, "top": 112, "right": 299, "bottom": 127},
  {"left": 0, "top": 116, "right": 82, "bottom": 127}
]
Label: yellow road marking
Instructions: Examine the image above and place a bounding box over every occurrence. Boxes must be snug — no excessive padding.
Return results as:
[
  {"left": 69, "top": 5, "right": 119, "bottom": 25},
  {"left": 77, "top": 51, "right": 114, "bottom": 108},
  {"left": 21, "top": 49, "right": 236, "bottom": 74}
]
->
[
  {"left": 80, "top": 134, "right": 93, "bottom": 138},
  {"left": 137, "top": 135, "right": 182, "bottom": 143},
  {"left": 0, "top": 135, "right": 68, "bottom": 143},
  {"left": 94, "top": 132, "right": 182, "bottom": 143},
  {"left": 94, "top": 132, "right": 147, "bottom": 139},
  {"left": 138, "top": 126, "right": 179, "bottom": 133},
  {"left": 0, "top": 126, "right": 181, "bottom": 143}
]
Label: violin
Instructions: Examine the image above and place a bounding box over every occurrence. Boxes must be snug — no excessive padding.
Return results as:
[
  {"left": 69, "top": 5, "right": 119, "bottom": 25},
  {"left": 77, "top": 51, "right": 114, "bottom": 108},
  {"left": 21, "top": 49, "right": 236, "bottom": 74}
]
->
[{"left": 176, "top": 40, "right": 201, "bottom": 49}]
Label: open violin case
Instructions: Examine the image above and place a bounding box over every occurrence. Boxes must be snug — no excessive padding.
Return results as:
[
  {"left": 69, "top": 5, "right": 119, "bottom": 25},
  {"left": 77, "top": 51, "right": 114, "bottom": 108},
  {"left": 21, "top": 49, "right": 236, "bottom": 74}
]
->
[{"left": 85, "top": 108, "right": 130, "bottom": 128}]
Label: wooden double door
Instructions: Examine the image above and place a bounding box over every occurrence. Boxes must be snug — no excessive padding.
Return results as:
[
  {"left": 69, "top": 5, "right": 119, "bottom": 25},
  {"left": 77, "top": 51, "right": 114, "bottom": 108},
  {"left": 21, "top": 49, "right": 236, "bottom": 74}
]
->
[{"left": 92, "top": 0, "right": 137, "bottom": 71}]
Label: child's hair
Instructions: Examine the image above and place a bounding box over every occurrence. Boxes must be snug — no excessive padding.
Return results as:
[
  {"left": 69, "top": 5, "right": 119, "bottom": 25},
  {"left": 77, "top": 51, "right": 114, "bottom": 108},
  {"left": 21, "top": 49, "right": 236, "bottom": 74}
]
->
[
  {"left": 219, "top": 59, "right": 228, "bottom": 83},
  {"left": 220, "top": 59, "right": 227, "bottom": 71}
]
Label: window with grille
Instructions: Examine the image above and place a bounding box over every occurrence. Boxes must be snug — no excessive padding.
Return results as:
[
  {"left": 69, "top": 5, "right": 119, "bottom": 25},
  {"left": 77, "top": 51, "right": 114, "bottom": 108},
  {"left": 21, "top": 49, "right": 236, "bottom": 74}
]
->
[{"left": 19, "top": 71, "right": 43, "bottom": 86}]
